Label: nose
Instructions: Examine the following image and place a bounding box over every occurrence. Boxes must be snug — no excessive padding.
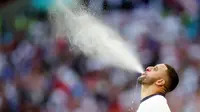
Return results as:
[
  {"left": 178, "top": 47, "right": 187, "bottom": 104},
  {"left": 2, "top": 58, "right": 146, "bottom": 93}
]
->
[{"left": 146, "top": 67, "right": 151, "bottom": 72}]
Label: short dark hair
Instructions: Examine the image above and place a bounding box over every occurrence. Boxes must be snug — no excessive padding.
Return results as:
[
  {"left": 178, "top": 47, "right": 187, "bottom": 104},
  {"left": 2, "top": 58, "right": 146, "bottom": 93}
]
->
[{"left": 165, "top": 64, "right": 179, "bottom": 92}]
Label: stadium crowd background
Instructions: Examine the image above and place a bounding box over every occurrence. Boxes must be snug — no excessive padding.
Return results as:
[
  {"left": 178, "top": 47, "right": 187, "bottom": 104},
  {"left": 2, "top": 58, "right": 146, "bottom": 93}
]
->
[{"left": 0, "top": 0, "right": 200, "bottom": 112}]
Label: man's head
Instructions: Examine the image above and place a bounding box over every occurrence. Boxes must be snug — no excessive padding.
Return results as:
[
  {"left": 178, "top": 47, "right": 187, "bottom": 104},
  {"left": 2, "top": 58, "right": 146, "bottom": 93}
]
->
[{"left": 138, "top": 64, "right": 179, "bottom": 93}]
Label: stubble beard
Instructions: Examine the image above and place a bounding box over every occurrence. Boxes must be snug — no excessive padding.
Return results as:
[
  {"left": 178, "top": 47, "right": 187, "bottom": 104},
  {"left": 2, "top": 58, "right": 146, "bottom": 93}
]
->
[
  {"left": 137, "top": 76, "right": 145, "bottom": 84},
  {"left": 137, "top": 76, "right": 156, "bottom": 86}
]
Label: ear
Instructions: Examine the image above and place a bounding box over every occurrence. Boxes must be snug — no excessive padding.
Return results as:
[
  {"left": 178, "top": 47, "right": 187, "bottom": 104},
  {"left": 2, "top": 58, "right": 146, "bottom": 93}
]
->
[{"left": 155, "top": 79, "right": 165, "bottom": 86}]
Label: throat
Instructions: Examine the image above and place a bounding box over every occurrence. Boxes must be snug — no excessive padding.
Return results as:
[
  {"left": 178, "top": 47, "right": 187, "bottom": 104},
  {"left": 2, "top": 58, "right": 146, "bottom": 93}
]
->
[{"left": 141, "top": 85, "right": 165, "bottom": 100}]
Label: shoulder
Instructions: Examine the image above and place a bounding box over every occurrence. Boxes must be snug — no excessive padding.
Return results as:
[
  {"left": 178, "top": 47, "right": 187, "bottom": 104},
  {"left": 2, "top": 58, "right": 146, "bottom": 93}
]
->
[
  {"left": 141, "top": 95, "right": 167, "bottom": 106},
  {"left": 138, "top": 95, "right": 171, "bottom": 112}
]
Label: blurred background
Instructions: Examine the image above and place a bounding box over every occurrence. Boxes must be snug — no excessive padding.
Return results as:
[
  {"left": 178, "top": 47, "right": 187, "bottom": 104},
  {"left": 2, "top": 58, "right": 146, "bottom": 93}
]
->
[{"left": 0, "top": 0, "right": 200, "bottom": 112}]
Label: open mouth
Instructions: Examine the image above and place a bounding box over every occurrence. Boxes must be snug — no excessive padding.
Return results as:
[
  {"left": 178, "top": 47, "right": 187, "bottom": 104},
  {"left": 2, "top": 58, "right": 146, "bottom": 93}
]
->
[{"left": 141, "top": 72, "right": 147, "bottom": 76}]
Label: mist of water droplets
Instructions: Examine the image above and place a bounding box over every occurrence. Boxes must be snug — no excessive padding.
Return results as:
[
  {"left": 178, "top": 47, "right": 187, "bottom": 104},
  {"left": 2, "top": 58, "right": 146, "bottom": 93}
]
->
[{"left": 49, "top": 0, "right": 144, "bottom": 73}]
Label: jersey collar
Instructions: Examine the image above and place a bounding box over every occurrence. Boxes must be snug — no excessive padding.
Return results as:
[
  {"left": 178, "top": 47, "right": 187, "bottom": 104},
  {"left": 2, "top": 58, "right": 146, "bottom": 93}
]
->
[{"left": 140, "top": 93, "right": 165, "bottom": 104}]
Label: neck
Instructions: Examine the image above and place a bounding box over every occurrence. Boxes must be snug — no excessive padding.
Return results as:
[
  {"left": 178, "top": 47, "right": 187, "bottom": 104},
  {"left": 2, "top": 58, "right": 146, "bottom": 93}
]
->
[{"left": 141, "top": 85, "right": 163, "bottom": 100}]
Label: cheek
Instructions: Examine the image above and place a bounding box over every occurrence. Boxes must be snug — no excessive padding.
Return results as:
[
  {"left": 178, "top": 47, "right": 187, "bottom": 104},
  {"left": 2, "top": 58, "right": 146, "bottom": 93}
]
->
[
  {"left": 147, "top": 71, "right": 161, "bottom": 77},
  {"left": 145, "top": 76, "right": 158, "bottom": 83},
  {"left": 147, "top": 71, "right": 156, "bottom": 76},
  {"left": 147, "top": 72, "right": 159, "bottom": 80}
]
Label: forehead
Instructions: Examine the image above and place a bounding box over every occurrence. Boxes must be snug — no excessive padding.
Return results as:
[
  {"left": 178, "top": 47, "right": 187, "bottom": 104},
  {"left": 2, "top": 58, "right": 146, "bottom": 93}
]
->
[{"left": 156, "top": 64, "right": 168, "bottom": 71}]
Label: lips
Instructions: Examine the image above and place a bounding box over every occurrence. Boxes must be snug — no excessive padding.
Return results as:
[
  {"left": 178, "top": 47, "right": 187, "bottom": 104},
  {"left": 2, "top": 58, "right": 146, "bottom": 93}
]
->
[{"left": 141, "top": 72, "right": 147, "bottom": 76}]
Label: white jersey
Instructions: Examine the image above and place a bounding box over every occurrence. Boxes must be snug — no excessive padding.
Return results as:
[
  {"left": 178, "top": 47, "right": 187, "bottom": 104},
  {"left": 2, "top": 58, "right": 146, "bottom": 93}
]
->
[{"left": 137, "top": 94, "right": 171, "bottom": 112}]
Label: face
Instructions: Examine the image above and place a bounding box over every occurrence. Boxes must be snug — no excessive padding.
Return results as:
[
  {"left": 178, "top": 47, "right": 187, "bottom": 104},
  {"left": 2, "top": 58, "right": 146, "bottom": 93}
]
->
[{"left": 138, "top": 64, "right": 168, "bottom": 86}]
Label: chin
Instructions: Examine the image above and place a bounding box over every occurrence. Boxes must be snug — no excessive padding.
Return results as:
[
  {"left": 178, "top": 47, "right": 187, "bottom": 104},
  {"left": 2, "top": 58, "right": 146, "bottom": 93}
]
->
[{"left": 137, "top": 76, "right": 145, "bottom": 84}]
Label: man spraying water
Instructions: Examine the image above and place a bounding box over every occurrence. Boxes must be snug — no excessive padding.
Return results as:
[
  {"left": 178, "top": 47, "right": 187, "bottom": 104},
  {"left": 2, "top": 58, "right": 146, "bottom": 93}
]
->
[{"left": 137, "top": 64, "right": 179, "bottom": 112}]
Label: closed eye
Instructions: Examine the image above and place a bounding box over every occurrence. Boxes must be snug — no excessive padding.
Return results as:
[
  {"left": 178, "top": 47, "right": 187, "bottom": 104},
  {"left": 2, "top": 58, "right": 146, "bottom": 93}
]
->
[{"left": 154, "top": 66, "right": 158, "bottom": 71}]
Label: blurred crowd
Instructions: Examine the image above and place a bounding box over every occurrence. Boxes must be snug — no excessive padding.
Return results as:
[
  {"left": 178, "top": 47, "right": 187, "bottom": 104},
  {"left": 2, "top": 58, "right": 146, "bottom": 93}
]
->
[{"left": 0, "top": 0, "right": 200, "bottom": 112}]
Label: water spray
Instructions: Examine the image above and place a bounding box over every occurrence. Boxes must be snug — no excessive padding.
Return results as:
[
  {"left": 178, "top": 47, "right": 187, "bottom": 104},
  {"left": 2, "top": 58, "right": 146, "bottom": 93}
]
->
[{"left": 49, "top": 0, "right": 144, "bottom": 74}]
